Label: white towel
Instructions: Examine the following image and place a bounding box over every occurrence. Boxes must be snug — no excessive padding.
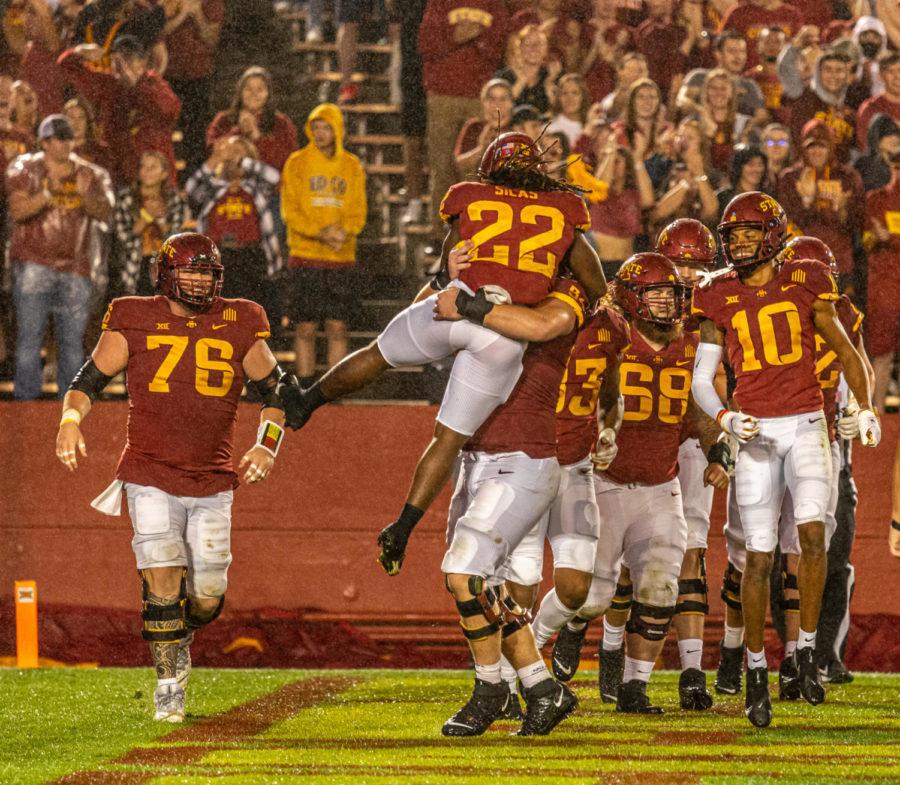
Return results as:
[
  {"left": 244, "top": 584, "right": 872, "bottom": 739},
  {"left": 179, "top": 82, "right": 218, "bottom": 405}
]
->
[{"left": 90, "top": 479, "right": 124, "bottom": 516}]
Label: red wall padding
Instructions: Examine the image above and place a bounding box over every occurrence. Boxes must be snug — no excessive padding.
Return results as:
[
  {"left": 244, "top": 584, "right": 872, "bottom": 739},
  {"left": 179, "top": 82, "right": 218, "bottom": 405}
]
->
[{"left": 1, "top": 402, "right": 897, "bottom": 618}]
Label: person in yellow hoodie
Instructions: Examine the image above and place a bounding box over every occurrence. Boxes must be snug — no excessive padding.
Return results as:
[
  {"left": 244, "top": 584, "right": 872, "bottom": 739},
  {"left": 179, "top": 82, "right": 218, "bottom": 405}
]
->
[{"left": 282, "top": 103, "right": 367, "bottom": 384}]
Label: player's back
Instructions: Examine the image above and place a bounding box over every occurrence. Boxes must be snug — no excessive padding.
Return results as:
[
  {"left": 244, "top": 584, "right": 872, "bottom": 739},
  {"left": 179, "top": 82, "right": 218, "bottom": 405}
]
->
[
  {"left": 439, "top": 181, "right": 591, "bottom": 305},
  {"left": 101, "top": 295, "right": 271, "bottom": 496}
]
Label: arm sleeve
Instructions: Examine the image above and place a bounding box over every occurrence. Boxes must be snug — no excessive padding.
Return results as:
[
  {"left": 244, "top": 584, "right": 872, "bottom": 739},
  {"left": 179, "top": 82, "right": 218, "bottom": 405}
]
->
[
  {"left": 692, "top": 341, "right": 725, "bottom": 421},
  {"left": 776, "top": 44, "right": 806, "bottom": 100}
]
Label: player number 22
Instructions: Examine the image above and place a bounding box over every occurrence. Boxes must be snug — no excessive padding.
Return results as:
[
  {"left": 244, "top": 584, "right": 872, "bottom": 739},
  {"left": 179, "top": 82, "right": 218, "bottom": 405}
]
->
[
  {"left": 147, "top": 336, "right": 235, "bottom": 397},
  {"left": 467, "top": 200, "right": 565, "bottom": 277},
  {"left": 730, "top": 302, "right": 802, "bottom": 372}
]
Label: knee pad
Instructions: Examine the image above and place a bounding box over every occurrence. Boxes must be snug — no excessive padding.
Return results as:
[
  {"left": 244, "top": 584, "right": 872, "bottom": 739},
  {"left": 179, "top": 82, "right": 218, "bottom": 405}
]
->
[
  {"left": 720, "top": 562, "right": 743, "bottom": 612},
  {"left": 580, "top": 576, "right": 616, "bottom": 620},
  {"left": 186, "top": 595, "right": 225, "bottom": 631},
  {"left": 190, "top": 516, "right": 232, "bottom": 599},
  {"left": 625, "top": 601, "right": 676, "bottom": 642},
  {"left": 141, "top": 572, "right": 187, "bottom": 643},
  {"left": 676, "top": 550, "right": 709, "bottom": 615},
  {"left": 609, "top": 581, "right": 633, "bottom": 613},
  {"left": 450, "top": 575, "right": 503, "bottom": 641},
  {"left": 779, "top": 555, "right": 800, "bottom": 612}
]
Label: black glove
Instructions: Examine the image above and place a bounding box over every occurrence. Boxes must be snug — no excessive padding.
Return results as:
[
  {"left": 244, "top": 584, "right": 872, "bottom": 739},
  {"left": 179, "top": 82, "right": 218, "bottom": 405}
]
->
[
  {"left": 455, "top": 288, "right": 494, "bottom": 325},
  {"left": 706, "top": 439, "right": 734, "bottom": 472},
  {"left": 275, "top": 374, "right": 306, "bottom": 430}
]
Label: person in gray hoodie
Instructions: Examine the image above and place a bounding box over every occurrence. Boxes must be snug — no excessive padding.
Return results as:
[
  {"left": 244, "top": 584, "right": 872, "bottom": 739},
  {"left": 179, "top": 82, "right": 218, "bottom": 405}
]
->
[
  {"left": 850, "top": 15, "right": 890, "bottom": 107},
  {"left": 778, "top": 46, "right": 857, "bottom": 163}
]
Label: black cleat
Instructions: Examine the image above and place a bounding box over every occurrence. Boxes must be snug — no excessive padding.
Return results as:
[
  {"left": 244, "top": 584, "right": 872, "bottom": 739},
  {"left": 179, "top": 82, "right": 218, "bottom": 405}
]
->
[
  {"left": 778, "top": 656, "right": 801, "bottom": 701},
  {"left": 376, "top": 521, "right": 411, "bottom": 576},
  {"left": 501, "top": 689, "right": 524, "bottom": 720},
  {"left": 794, "top": 647, "right": 825, "bottom": 705},
  {"left": 616, "top": 679, "right": 664, "bottom": 714},
  {"left": 745, "top": 667, "right": 772, "bottom": 727},
  {"left": 599, "top": 645, "right": 625, "bottom": 704},
  {"left": 552, "top": 624, "right": 587, "bottom": 682},
  {"left": 819, "top": 659, "right": 854, "bottom": 684},
  {"left": 715, "top": 641, "right": 744, "bottom": 695},
  {"left": 517, "top": 680, "right": 577, "bottom": 736},
  {"left": 441, "top": 679, "right": 510, "bottom": 737},
  {"left": 679, "top": 668, "right": 713, "bottom": 710}
]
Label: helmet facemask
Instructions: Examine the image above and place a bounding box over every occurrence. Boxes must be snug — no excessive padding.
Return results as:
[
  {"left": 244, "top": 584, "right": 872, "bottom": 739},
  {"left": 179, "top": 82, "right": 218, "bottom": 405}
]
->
[{"left": 623, "top": 281, "right": 687, "bottom": 326}]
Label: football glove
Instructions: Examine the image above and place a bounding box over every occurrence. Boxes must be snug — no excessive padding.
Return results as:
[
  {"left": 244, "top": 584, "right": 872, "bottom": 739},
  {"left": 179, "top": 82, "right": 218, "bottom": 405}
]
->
[
  {"left": 857, "top": 408, "right": 881, "bottom": 447},
  {"left": 591, "top": 427, "right": 618, "bottom": 470},
  {"left": 718, "top": 410, "right": 760, "bottom": 443}
]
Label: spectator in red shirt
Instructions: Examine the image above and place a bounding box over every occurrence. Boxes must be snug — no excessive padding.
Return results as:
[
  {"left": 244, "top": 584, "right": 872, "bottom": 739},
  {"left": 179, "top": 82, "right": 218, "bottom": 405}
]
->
[
  {"left": 718, "top": 0, "right": 800, "bottom": 69},
  {"left": 64, "top": 96, "right": 112, "bottom": 172},
  {"left": 695, "top": 68, "right": 750, "bottom": 175},
  {"left": 857, "top": 52, "right": 900, "bottom": 150},
  {"left": 10, "top": 79, "right": 38, "bottom": 138},
  {"left": 612, "top": 76, "right": 672, "bottom": 188},
  {"left": 855, "top": 113, "right": 899, "bottom": 192},
  {"left": 863, "top": 151, "right": 900, "bottom": 410},
  {"left": 207, "top": 66, "right": 299, "bottom": 174},
  {"left": 778, "top": 118, "right": 864, "bottom": 291},
  {"left": 162, "top": 0, "right": 224, "bottom": 180},
  {"left": 744, "top": 25, "right": 789, "bottom": 124},
  {"left": 418, "top": 0, "right": 509, "bottom": 243},
  {"left": 509, "top": 0, "right": 581, "bottom": 71},
  {"left": 579, "top": 0, "right": 635, "bottom": 104},
  {"left": 634, "top": 0, "right": 700, "bottom": 106},
  {"left": 454, "top": 77, "right": 513, "bottom": 175},
  {"left": 57, "top": 34, "right": 182, "bottom": 185},
  {"left": 11, "top": 0, "right": 66, "bottom": 118}
]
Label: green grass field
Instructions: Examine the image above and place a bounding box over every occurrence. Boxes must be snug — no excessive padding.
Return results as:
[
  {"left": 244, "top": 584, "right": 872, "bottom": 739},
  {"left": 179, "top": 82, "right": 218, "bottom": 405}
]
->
[{"left": 3, "top": 668, "right": 900, "bottom": 785}]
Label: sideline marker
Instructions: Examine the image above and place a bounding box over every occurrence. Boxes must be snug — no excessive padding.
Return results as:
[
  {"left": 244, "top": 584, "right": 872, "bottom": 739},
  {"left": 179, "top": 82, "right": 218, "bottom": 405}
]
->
[{"left": 15, "top": 580, "right": 38, "bottom": 668}]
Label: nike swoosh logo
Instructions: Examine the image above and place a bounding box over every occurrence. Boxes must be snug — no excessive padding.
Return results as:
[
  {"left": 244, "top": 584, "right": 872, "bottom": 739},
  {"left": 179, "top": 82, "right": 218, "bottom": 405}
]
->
[
  {"left": 808, "top": 417, "right": 822, "bottom": 423},
  {"left": 685, "top": 648, "right": 701, "bottom": 655},
  {"left": 587, "top": 342, "right": 605, "bottom": 349},
  {"left": 212, "top": 323, "right": 227, "bottom": 330},
  {"left": 675, "top": 360, "right": 692, "bottom": 366},
  {"left": 554, "top": 690, "right": 565, "bottom": 708},
  {"left": 555, "top": 662, "right": 573, "bottom": 676},
  {"left": 780, "top": 285, "right": 796, "bottom": 291},
  {"left": 497, "top": 469, "right": 514, "bottom": 475}
]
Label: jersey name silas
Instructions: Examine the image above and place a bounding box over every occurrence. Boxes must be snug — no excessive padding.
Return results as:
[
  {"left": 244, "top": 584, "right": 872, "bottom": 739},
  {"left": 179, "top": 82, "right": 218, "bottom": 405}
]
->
[
  {"left": 604, "top": 326, "right": 699, "bottom": 486},
  {"left": 555, "top": 304, "right": 630, "bottom": 466},
  {"left": 439, "top": 181, "right": 591, "bottom": 305},
  {"left": 101, "top": 295, "right": 270, "bottom": 497},
  {"left": 692, "top": 258, "right": 839, "bottom": 418}
]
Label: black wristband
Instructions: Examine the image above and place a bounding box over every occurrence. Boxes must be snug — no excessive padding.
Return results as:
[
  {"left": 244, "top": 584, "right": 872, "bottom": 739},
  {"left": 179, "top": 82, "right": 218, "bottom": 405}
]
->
[
  {"left": 706, "top": 440, "right": 733, "bottom": 471},
  {"left": 455, "top": 288, "right": 494, "bottom": 325},
  {"left": 430, "top": 267, "right": 452, "bottom": 290},
  {"left": 892, "top": 520, "right": 900, "bottom": 532}
]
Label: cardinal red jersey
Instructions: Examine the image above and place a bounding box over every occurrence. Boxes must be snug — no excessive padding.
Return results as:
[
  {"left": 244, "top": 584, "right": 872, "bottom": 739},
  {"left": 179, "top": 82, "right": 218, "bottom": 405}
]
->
[
  {"left": 555, "top": 305, "right": 630, "bottom": 466},
  {"left": 815, "top": 294, "right": 863, "bottom": 441},
  {"left": 467, "top": 279, "right": 589, "bottom": 457},
  {"left": 101, "top": 295, "right": 271, "bottom": 497},
  {"left": 439, "top": 181, "right": 591, "bottom": 305},
  {"left": 604, "top": 326, "right": 699, "bottom": 486},
  {"left": 692, "top": 259, "right": 839, "bottom": 418}
]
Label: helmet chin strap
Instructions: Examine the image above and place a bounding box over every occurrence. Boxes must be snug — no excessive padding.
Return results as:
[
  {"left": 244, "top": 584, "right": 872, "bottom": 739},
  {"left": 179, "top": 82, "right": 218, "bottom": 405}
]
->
[{"left": 733, "top": 255, "right": 772, "bottom": 278}]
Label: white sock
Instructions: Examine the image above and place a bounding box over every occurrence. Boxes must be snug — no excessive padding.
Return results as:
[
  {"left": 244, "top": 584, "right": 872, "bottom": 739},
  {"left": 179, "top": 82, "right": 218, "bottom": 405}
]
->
[
  {"left": 567, "top": 618, "right": 588, "bottom": 632},
  {"left": 602, "top": 618, "right": 626, "bottom": 651},
  {"left": 678, "top": 638, "right": 703, "bottom": 672},
  {"left": 784, "top": 640, "right": 797, "bottom": 657},
  {"left": 747, "top": 648, "right": 767, "bottom": 669},
  {"left": 723, "top": 624, "right": 744, "bottom": 649},
  {"left": 474, "top": 660, "right": 502, "bottom": 684},
  {"left": 533, "top": 589, "right": 578, "bottom": 649},
  {"left": 797, "top": 628, "right": 817, "bottom": 650},
  {"left": 517, "top": 659, "right": 551, "bottom": 690},
  {"left": 499, "top": 655, "right": 517, "bottom": 693},
  {"left": 623, "top": 655, "right": 655, "bottom": 683},
  {"left": 157, "top": 677, "right": 178, "bottom": 688}
]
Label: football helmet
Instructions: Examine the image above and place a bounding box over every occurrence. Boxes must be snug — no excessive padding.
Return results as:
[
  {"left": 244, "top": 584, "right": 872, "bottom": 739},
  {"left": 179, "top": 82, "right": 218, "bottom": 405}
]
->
[
  {"left": 717, "top": 191, "right": 787, "bottom": 270},
  {"left": 478, "top": 132, "right": 539, "bottom": 179},
  {"left": 155, "top": 232, "right": 224, "bottom": 312},
  {"left": 613, "top": 252, "right": 687, "bottom": 325},
  {"left": 780, "top": 235, "right": 837, "bottom": 274},
  {"left": 656, "top": 218, "right": 717, "bottom": 269}
]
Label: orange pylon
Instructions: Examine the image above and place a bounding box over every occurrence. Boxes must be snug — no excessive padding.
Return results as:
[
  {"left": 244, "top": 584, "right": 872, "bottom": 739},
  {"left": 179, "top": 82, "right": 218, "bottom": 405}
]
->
[{"left": 15, "top": 580, "right": 38, "bottom": 668}]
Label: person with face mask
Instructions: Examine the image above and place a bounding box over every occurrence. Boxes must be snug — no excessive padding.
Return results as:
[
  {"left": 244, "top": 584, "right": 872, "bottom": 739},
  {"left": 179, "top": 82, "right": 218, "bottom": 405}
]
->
[{"left": 850, "top": 16, "right": 889, "bottom": 108}]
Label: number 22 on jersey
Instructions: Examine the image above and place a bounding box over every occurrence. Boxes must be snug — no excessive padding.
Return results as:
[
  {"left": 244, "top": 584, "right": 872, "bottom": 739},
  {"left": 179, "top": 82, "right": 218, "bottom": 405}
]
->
[
  {"left": 147, "top": 335, "right": 235, "bottom": 397},
  {"left": 467, "top": 200, "right": 565, "bottom": 277}
]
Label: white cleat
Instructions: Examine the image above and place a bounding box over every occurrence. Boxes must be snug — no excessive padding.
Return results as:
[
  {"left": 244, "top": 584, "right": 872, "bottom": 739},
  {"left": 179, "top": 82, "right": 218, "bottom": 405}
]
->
[
  {"left": 154, "top": 683, "right": 185, "bottom": 723},
  {"left": 176, "top": 632, "right": 194, "bottom": 692}
]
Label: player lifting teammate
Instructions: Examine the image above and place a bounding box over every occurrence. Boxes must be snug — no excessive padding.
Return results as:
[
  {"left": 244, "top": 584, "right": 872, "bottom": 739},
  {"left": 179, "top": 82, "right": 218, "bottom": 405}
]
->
[
  {"left": 277, "top": 132, "right": 606, "bottom": 576},
  {"left": 691, "top": 192, "right": 880, "bottom": 728},
  {"left": 55, "top": 233, "right": 289, "bottom": 722}
]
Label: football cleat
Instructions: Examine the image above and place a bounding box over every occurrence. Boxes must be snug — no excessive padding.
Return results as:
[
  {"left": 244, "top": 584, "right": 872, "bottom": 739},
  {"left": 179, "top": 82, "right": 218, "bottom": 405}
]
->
[
  {"left": 794, "top": 647, "right": 826, "bottom": 705},
  {"left": 376, "top": 520, "right": 411, "bottom": 576},
  {"left": 599, "top": 645, "right": 625, "bottom": 703},
  {"left": 153, "top": 682, "right": 186, "bottom": 723},
  {"left": 175, "top": 632, "right": 193, "bottom": 692},
  {"left": 778, "top": 656, "right": 800, "bottom": 701},
  {"left": 501, "top": 690, "right": 524, "bottom": 721},
  {"left": 517, "top": 679, "right": 577, "bottom": 736},
  {"left": 552, "top": 624, "right": 587, "bottom": 682},
  {"left": 820, "top": 659, "right": 854, "bottom": 684},
  {"left": 679, "top": 668, "right": 713, "bottom": 710},
  {"left": 441, "top": 679, "right": 510, "bottom": 737},
  {"left": 616, "top": 680, "right": 664, "bottom": 714},
  {"left": 744, "top": 667, "right": 772, "bottom": 727},
  {"left": 715, "top": 641, "right": 744, "bottom": 695}
]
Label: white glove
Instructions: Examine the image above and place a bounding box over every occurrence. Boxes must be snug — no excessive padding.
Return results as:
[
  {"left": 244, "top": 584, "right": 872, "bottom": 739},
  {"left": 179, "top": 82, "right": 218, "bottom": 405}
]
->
[
  {"left": 719, "top": 410, "right": 760, "bottom": 443},
  {"left": 857, "top": 408, "right": 881, "bottom": 447},
  {"left": 482, "top": 284, "right": 511, "bottom": 304},
  {"left": 591, "top": 427, "right": 618, "bottom": 470},
  {"left": 836, "top": 409, "right": 860, "bottom": 440}
]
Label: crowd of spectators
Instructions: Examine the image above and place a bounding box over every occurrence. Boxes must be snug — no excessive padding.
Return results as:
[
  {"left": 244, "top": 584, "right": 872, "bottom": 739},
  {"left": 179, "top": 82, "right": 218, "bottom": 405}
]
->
[{"left": 0, "top": 0, "right": 897, "bottom": 410}]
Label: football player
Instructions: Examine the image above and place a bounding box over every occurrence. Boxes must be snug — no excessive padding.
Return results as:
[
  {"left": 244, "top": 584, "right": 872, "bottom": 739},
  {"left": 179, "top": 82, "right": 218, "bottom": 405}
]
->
[
  {"left": 691, "top": 193, "right": 880, "bottom": 728},
  {"left": 550, "top": 254, "right": 731, "bottom": 713},
  {"left": 55, "top": 233, "right": 288, "bottom": 723},
  {"left": 433, "top": 271, "right": 592, "bottom": 737},
  {"left": 276, "top": 132, "right": 606, "bottom": 577}
]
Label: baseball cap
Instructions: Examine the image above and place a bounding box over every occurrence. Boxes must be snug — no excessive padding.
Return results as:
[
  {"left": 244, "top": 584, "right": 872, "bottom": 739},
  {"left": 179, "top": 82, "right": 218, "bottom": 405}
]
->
[{"left": 37, "top": 114, "right": 75, "bottom": 141}]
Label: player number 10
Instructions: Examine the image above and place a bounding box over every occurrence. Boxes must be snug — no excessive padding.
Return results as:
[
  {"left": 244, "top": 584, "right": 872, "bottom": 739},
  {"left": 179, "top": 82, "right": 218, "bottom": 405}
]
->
[
  {"left": 730, "top": 302, "right": 802, "bottom": 372},
  {"left": 147, "top": 335, "right": 235, "bottom": 397}
]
